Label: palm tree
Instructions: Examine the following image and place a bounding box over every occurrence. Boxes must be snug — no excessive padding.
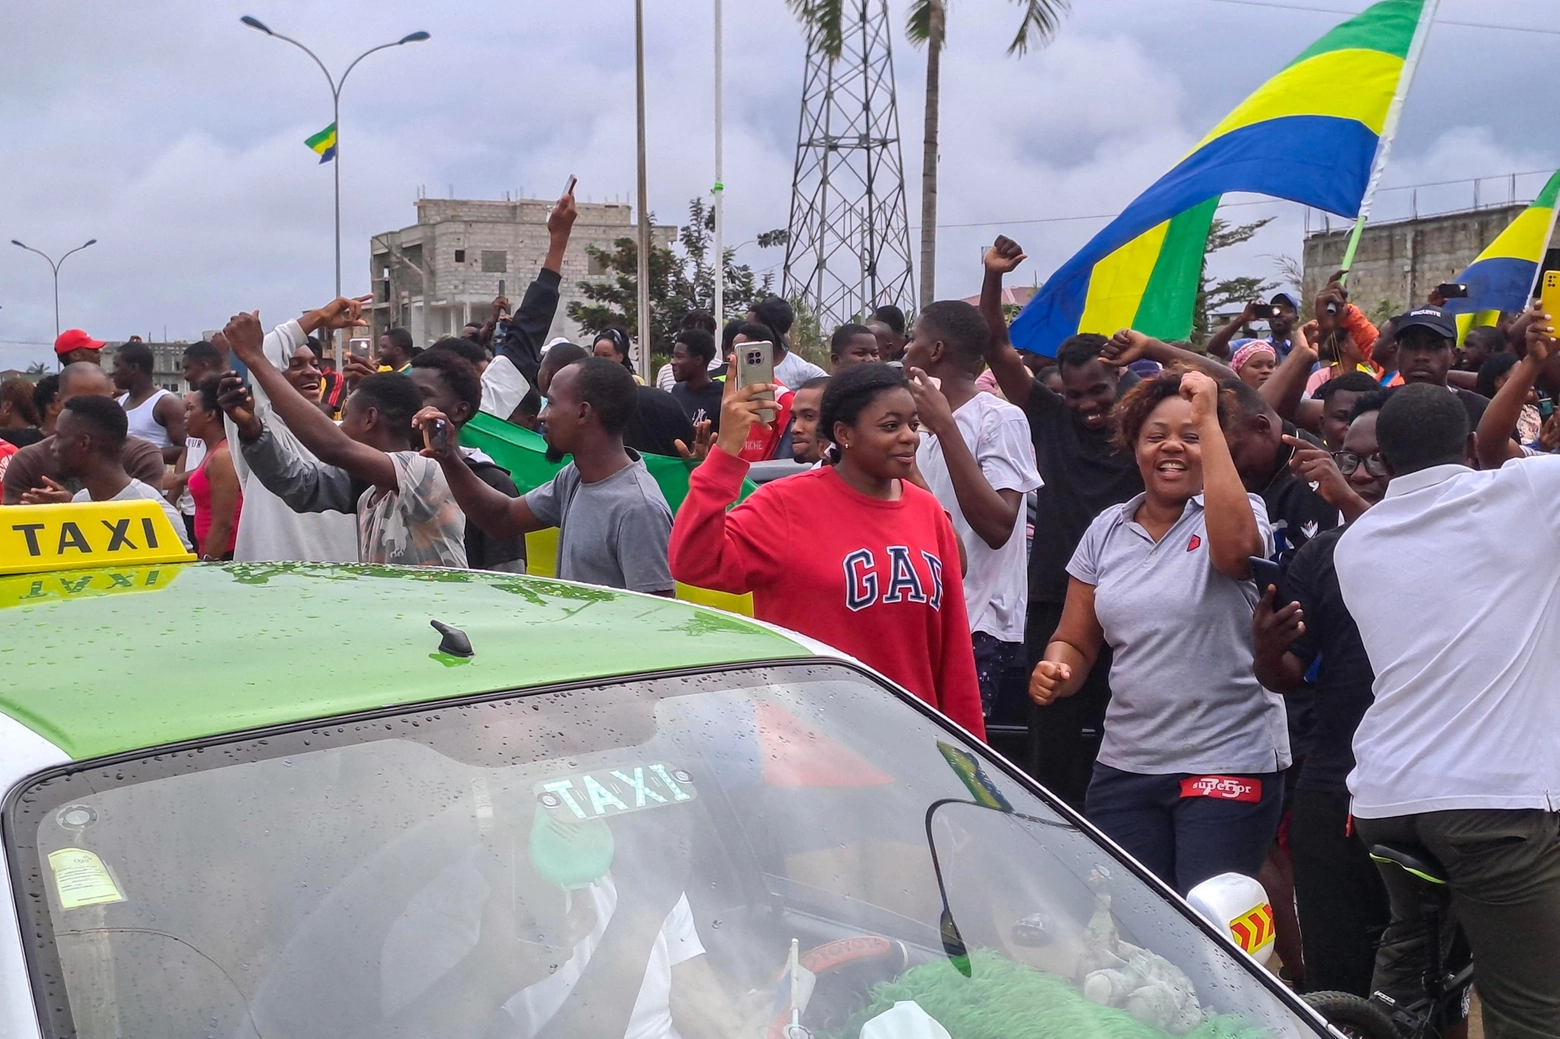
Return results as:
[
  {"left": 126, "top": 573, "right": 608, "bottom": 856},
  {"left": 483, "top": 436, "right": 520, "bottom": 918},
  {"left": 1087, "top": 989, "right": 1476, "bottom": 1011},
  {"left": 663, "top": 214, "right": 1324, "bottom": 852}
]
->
[{"left": 790, "top": 0, "right": 1069, "bottom": 308}]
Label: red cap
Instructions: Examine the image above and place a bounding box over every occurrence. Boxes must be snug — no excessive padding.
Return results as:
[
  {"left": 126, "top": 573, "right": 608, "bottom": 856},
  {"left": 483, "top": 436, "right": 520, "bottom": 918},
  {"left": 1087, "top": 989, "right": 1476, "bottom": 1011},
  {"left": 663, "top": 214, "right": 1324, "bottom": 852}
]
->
[{"left": 54, "top": 329, "right": 107, "bottom": 356}]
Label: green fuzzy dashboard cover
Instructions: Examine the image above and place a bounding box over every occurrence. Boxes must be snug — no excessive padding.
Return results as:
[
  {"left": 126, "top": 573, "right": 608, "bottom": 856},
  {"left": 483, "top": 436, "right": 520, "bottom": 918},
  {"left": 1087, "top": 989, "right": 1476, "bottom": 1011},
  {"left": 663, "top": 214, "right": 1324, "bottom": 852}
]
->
[{"left": 833, "top": 949, "right": 1268, "bottom": 1039}]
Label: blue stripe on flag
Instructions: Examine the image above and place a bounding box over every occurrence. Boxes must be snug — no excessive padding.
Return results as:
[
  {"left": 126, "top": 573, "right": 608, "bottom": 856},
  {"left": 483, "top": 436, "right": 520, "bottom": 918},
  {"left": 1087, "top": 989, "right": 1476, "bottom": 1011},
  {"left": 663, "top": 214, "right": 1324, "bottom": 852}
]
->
[
  {"left": 1011, "top": 114, "right": 1380, "bottom": 356},
  {"left": 1441, "top": 256, "right": 1539, "bottom": 316}
]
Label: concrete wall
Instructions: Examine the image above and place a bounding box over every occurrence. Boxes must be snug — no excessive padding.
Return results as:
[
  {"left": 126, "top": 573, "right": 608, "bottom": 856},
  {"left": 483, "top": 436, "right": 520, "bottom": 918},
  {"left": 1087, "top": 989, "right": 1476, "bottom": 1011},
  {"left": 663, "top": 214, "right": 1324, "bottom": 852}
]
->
[
  {"left": 1301, "top": 204, "right": 1558, "bottom": 323},
  {"left": 368, "top": 198, "right": 676, "bottom": 349}
]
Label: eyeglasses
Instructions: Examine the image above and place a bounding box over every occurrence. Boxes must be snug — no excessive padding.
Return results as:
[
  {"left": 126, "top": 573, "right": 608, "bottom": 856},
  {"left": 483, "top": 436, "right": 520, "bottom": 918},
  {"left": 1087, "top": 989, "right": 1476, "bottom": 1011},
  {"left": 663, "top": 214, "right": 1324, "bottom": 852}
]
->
[{"left": 1334, "top": 450, "right": 1390, "bottom": 477}]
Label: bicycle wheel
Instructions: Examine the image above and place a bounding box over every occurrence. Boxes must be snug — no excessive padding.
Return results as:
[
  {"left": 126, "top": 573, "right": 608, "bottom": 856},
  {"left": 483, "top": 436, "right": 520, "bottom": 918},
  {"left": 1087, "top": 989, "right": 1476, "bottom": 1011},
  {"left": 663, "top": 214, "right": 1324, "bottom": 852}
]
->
[{"left": 1302, "top": 990, "right": 1401, "bottom": 1039}]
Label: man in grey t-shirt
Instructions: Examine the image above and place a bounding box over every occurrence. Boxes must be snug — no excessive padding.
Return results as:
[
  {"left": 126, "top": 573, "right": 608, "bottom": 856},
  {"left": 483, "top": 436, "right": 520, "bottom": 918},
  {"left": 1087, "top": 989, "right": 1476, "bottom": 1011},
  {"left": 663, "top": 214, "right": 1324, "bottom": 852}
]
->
[
  {"left": 524, "top": 458, "right": 673, "bottom": 591},
  {"left": 418, "top": 357, "right": 675, "bottom": 594}
]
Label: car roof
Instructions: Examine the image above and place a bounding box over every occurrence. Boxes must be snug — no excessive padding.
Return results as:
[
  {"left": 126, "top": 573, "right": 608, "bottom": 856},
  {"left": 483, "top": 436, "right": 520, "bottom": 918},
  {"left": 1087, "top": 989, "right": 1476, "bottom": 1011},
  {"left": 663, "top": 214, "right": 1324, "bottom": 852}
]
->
[{"left": 0, "top": 562, "right": 814, "bottom": 762}]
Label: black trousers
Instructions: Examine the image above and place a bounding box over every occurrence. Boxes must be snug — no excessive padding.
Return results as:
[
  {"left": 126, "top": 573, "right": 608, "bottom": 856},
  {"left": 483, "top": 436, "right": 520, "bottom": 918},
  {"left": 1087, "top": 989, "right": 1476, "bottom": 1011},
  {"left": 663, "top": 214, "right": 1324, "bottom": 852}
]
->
[
  {"left": 1025, "top": 600, "right": 1112, "bottom": 811},
  {"left": 1289, "top": 789, "right": 1389, "bottom": 996},
  {"left": 1356, "top": 809, "right": 1560, "bottom": 1039}
]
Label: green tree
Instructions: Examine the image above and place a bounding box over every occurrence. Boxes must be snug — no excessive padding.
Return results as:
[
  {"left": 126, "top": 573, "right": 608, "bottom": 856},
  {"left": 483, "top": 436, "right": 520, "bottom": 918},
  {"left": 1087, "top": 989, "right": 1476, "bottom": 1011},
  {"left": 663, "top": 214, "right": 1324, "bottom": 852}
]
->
[
  {"left": 1193, "top": 216, "right": 1278, "bottom": 344},
  {"left": 567, "top": 198, "right": 779, "bottom": 361},
  {"left": 789, "top": 0, "right": 1069, "bottom": 307}
]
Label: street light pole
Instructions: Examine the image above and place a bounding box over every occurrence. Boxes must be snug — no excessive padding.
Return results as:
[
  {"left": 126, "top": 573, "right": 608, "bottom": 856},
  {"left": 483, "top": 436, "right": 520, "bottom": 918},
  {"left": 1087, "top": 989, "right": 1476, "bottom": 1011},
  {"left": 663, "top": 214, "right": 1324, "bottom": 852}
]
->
[
  {"left": 712, "top": 0, "right": 724, "bottom": 329},
  {"left": 10, "top": 238, "right": 97, "bottom": 347},
  {"left": 634, "top": 0, "right": 653, "bottom": 383},
  {"left": 240, "top": 15, "right": 429, "bottom": 368}
]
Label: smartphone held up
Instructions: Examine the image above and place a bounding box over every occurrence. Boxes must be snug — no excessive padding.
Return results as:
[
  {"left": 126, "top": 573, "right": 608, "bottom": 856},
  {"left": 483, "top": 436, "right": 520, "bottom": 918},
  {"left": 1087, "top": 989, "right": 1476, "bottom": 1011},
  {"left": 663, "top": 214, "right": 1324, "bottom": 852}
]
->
[
  {"left": 736, "top": 341, "right": 776, "bottom": 424},
  {"left": 423, "top": 418, "right": 450, "bottom": 456}
]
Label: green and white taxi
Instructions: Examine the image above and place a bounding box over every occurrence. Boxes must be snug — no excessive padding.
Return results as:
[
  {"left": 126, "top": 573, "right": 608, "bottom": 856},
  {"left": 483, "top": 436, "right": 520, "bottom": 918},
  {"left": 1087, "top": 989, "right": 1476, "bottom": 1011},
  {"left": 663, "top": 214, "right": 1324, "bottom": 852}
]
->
[{"left": 0, "top": 497, "right": 1333, "bottom": 1039}]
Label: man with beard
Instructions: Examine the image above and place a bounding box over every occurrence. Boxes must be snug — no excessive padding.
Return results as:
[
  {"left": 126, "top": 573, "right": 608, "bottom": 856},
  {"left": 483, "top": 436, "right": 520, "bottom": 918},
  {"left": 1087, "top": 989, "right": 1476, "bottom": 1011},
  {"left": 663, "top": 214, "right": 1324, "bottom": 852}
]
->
[{"left": 416, "top": 356, "right": 674, "bottom": 594}]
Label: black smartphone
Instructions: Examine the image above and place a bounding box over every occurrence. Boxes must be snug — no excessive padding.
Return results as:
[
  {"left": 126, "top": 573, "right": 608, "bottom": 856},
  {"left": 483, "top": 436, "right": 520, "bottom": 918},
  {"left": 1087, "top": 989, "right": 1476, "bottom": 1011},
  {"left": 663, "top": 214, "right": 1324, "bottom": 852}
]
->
[
  {"left": 425, "top": 418, "right": 450, "bottom": 455},
  {"left": 1249, "top": 556, "right": 1290, "bottom": 607},
  {"left": 1436, "top": 282, "right": 1469, "bottom": 299},
  {"left": 1265, "top": 304, "right": 1283, "bottom": 319}
]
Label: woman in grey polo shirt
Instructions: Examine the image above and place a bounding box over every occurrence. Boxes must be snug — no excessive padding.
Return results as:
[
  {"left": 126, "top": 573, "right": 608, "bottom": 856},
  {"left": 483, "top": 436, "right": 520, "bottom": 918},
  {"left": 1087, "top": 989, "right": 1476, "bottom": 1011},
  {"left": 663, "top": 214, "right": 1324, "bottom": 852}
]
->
[{"left": 1030, "top": 368, "right": 1290, "bottom": 894}]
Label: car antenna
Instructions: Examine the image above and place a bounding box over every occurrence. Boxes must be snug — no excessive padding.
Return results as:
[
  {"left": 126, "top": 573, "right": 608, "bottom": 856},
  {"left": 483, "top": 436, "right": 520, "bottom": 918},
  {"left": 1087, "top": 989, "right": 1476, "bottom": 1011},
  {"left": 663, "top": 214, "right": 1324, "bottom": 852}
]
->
[{"left": 430, "top": 620, "right": 474, "bottom": 658}]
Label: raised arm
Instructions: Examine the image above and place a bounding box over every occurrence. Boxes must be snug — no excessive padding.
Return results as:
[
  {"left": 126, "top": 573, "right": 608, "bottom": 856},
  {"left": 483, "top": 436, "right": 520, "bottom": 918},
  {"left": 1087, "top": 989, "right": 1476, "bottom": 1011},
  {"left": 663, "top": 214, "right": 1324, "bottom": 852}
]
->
[
  {"left": 1184, "top": 370, "right": 1264, "bottom": 577},
  {"left": 493, "top": 190, "right": 578, "bottom": 384},
  {"left": 979, "top": 236, "right": 1039, "bottom": 405},
  {"left": 906, "top": 368, "right": 1023, "bottom": 549},
  {"left": 1103, "top": 329, "right": 1236, "bottom": 381},
  {"left": 412, "top": 407, "right": 547, "bottom": 540},
  {"left": 1476, "top": 305, "right": 1550, "bottom": 469},
  {"left": 1206, "top": 301, "right": 1263, "bottom": 362},
  {"left": 220, "top": 374, "right": 358, "bottom": 515},
  {"left": 667, "top": 379, "right": 787, "bottom": 594},
  {"left": 1261, "top": 321, "right": 1320, "bottom": 427},
  {"left": 224, "top": 310, "right": 397, "bottom": 492}
]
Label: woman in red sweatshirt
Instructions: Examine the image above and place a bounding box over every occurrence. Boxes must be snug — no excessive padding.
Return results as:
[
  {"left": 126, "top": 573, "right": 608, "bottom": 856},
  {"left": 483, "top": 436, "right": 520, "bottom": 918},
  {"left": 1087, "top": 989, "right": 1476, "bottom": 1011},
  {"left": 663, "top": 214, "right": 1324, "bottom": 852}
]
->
[{"left": 670, "top": 362, "right": 984, "bottom": 739}]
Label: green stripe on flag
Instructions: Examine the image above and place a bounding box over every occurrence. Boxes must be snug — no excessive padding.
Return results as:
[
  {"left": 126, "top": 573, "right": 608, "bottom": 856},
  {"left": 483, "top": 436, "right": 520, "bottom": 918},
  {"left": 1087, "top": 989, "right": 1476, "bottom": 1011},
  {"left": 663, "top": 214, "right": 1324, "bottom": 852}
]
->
[
  {"left": 1133, "top": 198, "right": 1220, "bottom": 340},
  {"left": 1533, "top": 170, "right": 1560, "bottom": 211},
  {"left": 459, "top": 411, "right": 755, "bottom": 512},
  {"left": 1284, "top": 0, "right": 1423, "bottom": 67},
  {"left": 305, "top": 123, "right": 336, "bottom": 150}
]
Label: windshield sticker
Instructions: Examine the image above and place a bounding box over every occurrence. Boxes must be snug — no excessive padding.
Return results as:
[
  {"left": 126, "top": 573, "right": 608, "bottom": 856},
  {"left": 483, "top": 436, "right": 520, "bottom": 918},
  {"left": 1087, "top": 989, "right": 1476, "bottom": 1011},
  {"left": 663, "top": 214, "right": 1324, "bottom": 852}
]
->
[
  {"left": 535, "top": 762, "right": 695, "bottom": 822},
  {"left": 47, "top": 849, "right": 125, "bottom": 910}
]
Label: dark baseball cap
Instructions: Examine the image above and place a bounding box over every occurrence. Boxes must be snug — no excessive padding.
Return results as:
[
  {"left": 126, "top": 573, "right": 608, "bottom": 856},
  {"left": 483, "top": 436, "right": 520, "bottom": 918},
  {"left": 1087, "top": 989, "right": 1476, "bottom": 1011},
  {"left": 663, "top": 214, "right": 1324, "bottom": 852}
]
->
[
  {"left": 1270, "top": 292, "right": 1300, "bottom": 311},
  {"left": 1395, "top": 305, "right": 1456, "bottom": 341}
]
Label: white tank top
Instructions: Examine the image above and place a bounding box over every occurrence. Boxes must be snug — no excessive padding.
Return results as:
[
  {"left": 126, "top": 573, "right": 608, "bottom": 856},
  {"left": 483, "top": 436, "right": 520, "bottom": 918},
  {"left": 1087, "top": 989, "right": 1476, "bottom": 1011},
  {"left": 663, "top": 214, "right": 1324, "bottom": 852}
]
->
[{"left": 117, "top": 389, "right": 174, "bottom": 449}]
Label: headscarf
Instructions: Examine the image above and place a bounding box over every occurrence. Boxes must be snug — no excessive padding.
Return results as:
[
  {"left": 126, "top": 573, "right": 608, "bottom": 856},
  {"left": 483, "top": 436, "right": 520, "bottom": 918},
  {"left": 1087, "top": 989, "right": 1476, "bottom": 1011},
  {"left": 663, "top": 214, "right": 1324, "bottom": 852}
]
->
[{"left": 1230, "top": 339, "right": 1277, "bottom": 374}]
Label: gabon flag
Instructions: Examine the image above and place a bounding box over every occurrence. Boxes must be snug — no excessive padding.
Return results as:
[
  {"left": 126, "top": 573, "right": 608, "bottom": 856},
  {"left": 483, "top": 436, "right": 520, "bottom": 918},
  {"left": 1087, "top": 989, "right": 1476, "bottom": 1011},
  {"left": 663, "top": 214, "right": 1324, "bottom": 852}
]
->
[
  {"left": 1010, "top": 0, "right": 1436, "bottom": 356},
  {"left": 1444, "top": 170, "right": 1560, "bottom": 342},
  {"left": 305, "top": 122, "right": 337, "bottom": 164}
]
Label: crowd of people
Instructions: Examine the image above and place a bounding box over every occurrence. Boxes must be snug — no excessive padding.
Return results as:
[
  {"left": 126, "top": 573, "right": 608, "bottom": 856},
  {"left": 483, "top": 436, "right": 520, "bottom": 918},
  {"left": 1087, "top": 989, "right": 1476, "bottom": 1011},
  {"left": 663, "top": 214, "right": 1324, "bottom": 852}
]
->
[{"left": 2, "top": 198, "right": 1556, "bottom": 1036}]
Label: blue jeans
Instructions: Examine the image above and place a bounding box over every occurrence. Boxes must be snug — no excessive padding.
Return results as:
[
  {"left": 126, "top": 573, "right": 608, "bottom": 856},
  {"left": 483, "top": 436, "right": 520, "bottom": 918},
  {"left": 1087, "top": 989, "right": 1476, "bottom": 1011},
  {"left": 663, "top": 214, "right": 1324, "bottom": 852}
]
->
[{"left": 1085, "top": 763, "right": 1284, "bottom": 895}]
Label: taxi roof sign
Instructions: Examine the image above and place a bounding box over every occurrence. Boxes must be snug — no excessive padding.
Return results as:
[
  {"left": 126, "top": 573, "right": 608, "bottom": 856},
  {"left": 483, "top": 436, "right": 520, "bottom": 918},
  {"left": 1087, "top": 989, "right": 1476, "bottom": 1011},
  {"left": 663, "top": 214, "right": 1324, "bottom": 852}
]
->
[{"left": 0, "top": 500, "right": 194, "bottom": 576}]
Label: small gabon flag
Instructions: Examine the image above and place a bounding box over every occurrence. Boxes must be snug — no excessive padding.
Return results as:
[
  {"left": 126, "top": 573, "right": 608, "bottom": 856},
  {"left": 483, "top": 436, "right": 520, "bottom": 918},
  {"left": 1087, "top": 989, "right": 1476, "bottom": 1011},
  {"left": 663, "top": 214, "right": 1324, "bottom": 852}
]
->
[{"left": 305, "top": 122, "right": 337, "bottom": 164}]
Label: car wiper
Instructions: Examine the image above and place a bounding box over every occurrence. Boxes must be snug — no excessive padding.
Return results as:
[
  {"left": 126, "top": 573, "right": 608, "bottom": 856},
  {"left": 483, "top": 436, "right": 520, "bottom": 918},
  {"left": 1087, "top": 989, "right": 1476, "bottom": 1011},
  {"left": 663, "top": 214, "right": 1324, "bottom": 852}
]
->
[
  {"left": 923, "top": 796, "right": 1073, "bottom": 978},
  {"left": 58, "top": 927, "right": 268, "bottom": 1039}
]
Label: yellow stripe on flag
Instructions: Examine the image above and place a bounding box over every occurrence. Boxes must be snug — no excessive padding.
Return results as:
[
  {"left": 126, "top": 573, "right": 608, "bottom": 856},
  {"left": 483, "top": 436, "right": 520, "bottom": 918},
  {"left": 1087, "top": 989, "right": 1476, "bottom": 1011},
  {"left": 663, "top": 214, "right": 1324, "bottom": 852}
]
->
[
  {"left": 1196, "top": 48, "right": 1402, "bottom": 149},
  {"left": 1078, "top": 220, "right": 1171, "bottom": 335},
  {"left": 1483, "top": 205, "right": 1556, "bottom": 264}
]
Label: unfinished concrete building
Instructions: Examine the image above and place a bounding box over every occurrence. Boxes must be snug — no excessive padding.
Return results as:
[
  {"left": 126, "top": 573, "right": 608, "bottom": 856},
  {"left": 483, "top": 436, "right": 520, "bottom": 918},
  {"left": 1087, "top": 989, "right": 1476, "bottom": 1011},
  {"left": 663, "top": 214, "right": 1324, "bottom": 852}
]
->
[
  {"left": 1303, "top": 204, "right": 1560, "bottom": 323},
  {"left": 368, "top": 197, "right": 675, "bottom": 348}
]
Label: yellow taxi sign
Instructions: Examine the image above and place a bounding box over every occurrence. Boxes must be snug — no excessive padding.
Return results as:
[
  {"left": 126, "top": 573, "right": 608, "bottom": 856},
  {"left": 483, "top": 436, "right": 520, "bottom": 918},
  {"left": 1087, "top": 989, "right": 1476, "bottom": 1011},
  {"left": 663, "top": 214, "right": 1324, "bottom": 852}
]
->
[{"left": 0, "top": 500, "right": 195, "bottom": 576}]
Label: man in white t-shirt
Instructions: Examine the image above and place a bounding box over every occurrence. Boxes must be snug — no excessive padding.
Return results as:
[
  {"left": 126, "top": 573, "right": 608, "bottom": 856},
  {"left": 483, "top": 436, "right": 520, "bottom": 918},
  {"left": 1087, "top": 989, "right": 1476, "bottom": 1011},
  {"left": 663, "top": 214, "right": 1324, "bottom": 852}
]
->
[
  {"left": 222, "top": 310, "right": 465, "bottom": 568},
  {"left": 904, "top": 300, "right": 1041, "bottom": 716},
  {"left": 221, "top": 306, "right": 358, "bottom": 563},
  {"left": 1334, "top": 382, "right": 1560, "bottom": 1039},
  {"left": 20, "top": 394, "right": 192, "bottom": 550}
]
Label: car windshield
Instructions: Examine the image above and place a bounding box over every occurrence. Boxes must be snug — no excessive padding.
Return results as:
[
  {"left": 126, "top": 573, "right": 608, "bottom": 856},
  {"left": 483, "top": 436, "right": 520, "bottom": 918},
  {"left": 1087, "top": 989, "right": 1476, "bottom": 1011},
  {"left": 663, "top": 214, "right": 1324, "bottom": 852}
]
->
[{"left": 11, "top": 662, "right": 1320, "bottom": 1039}]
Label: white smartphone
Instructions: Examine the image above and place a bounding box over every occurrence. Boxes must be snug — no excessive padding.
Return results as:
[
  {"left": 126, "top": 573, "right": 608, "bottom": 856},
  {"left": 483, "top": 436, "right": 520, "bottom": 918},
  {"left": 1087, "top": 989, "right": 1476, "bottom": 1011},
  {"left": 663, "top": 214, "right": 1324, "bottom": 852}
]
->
[
  {"left": 735, "top": 340, "right": 776, "bottom": 424},
  {"left": 563, "top": 174, "right": 577, "bottom": 196}
]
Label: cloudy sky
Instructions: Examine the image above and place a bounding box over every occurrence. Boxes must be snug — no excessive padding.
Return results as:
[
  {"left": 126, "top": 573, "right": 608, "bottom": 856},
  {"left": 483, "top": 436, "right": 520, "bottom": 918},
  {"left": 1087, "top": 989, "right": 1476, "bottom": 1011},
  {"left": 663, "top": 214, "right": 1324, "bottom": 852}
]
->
[{"left": 1, "top": 0, "right": 1553, "bottom": 368}]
